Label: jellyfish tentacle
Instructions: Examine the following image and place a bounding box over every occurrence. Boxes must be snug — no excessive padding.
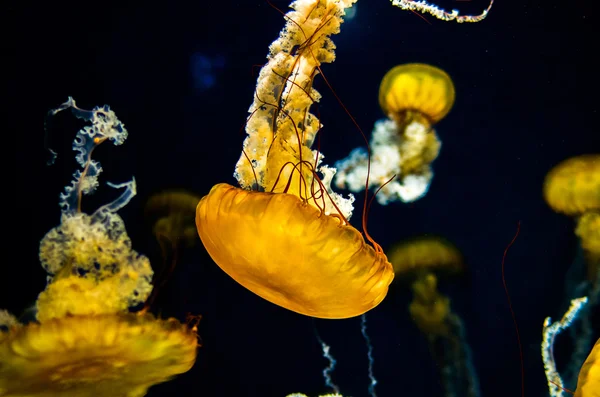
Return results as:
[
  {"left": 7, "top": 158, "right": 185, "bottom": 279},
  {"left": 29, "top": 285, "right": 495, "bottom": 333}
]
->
[{"left": 391, "top": 0, "right": 494, "bottom": 23}]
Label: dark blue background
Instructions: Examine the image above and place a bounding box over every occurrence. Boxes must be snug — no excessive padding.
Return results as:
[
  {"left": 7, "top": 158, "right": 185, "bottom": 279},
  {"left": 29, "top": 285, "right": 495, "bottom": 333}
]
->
[{"left": 5, "top": 0, "right": 598, "bottom": 396}]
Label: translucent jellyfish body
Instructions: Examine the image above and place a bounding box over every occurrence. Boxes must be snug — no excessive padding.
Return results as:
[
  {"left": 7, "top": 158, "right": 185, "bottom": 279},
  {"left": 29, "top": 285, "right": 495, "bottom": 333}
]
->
[
  {"left": 197, "top": 183, "right": 392, "bottom": 318},
  {"left": 196, "top": 0, "right": 394, "bottom": 319}
]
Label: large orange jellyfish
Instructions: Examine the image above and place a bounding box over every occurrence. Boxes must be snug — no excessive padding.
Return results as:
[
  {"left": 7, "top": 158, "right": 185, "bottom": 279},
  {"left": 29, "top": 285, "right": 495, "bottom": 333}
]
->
[
  {"left": 196, "top": 0, "right": 394, "bottom": 319},
  {"left": 335, "top": 63, "right": 456, "bottom": 204},
  {"left": 0, "top": 98, "right": 198, "bottom": 397}
]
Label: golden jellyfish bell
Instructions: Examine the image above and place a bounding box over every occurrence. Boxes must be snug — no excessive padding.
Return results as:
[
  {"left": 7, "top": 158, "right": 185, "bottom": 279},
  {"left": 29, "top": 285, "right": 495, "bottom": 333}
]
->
[
  {"left": 378, "top": 63, "right": 456, "bottom": 125},
  {"left": 543, "top": 154, "right": 600, "bottom": 216},
  {"left": 389, "top": 235, "right": 464, "bottom": 280},
  {"left": 196, "top": 183, "right": 394, "bottom": 319},
  {"left": 575, "top": 338, "right": 600, "bottom": 397},
  {"left": 0, "top": 313, "right": 198, "bottom": 397}
]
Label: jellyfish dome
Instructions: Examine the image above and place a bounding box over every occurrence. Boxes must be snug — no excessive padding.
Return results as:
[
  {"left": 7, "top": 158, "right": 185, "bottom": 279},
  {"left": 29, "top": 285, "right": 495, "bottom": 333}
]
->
[
  {"left": 197, "top": 184, "right": 392, "bottom": 319},
  {"left": 379, "top": 63, "right": 456, "bottom": 126},
  {"left": 543, "top": 154, "right": 600, "bottom": 216}
]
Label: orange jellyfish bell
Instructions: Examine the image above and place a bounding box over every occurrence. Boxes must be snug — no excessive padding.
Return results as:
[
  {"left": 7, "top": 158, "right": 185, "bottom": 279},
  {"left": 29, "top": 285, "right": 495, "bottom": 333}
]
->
[
  {"left": 0, "top": 313, "right": 198, "bottom": 397},
  {"left": 195, "top": 0, "right": 394, "bottom": 318},
  {"left": 575, "top": 338, "right": 600, "bottom": 397},
  {"left": 379, "top": 63, "right": 456, "bottom": 126},
  {"left": 196, "top": 183, "right": 393, "bottom": 319}
]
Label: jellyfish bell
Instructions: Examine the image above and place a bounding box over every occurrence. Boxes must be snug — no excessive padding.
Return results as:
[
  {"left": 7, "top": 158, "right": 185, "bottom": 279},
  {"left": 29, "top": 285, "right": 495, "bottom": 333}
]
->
[
  {"left": 378, "top": 63, "right": 456, "bottom": 127},
  {"left": 389, "top": 235, "right": 464, "bottom": 281},
  {"left": 196, "top": 183, "right": 393, "bottom": 319},
  {"left": 0, "top": 313, "right": 198, "bottom": 397},
  {"left": 575, "top": 337, "right": 600, "bottom": 397},
  {"left": 543, "top": 154, "right": 600, "bottom": 216}
]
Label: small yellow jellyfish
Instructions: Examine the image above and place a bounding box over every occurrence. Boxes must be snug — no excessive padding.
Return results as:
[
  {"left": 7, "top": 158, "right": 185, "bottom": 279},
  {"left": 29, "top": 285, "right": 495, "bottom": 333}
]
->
[
  {"left": 379, "top": 63, "right": 456, "bottom": 126},
  {"left": 335, "top": 63, "right": 456, "bottom": 204},
  {"left": 0, "top": 98, "right": 198, "bottom": 397},
  {"left": 389, "top": 236, "right": 464, "bottom": 280},
  {"left": 389, "top": 236, "right": 464, "bottom": 336},
  {"left": 544, "top": 154, "right": 600, "bottom": 281},
  {"left": 389, "top": 236, "right": 478, "bottom": 396},
  {"left": 543, "top": 154, "right": 600, "bottom": 217},
  {"left": 196, "top": 0, "right": 394, "bottom": 319},
  {"left": 575, "top": 338, "right": 600, "bottom": 397}
]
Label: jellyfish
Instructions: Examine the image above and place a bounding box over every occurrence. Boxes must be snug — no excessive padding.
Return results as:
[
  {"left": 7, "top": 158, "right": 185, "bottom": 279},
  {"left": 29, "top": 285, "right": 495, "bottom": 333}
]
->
[
  {"left": 335, "top": 63, "right": 456, "bottom": 204},
  {"left": 196, "top": 0, "right": 395, "bottom": 319},
  {"left": 0, "top": 98, "right": 198, "bottom": 397},
  {"left": 143, "top": 190, "right": 201, "bottom": 309},
  {"left": 575, "top": 337, "right": 600, "bottom": 397},
  {"left": 389, "top": 236, "right": 480, "bottom": 397},
  {"left": 544, "top": 154, "right": 600, "bottom": 277},
  {"left": 543, "top": 154, "right": 600, "bottom": 385}
]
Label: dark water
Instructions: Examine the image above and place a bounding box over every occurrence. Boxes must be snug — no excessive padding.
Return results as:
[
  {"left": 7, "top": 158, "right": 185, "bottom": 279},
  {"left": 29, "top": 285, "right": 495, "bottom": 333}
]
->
[{"left": 5, "top": 0, "right": 597, "bottom": 396}]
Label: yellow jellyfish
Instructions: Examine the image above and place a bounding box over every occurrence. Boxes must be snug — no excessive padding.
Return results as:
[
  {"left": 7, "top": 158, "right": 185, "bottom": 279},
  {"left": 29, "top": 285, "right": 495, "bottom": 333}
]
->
[
  {"left": 144, "top": 190, "right": 201, "bottom": 309},
  {"left": 334, "top": 63, "right": 456, "bottom": 204},
  {"left": 389, "top": 236, "right": 463, "bottom": 336},
  {"left": 543, "top": 154, "right": 600, "bottom": 280},
  {"left": 0, "top": 314, "right": 198, "bottom": 397},
  {"left": 389, "top": 235, "right": 478, "bottom": 397},
  {"left": 543, "top": 154, "right": 600, "bottom": 217},
  {"left": 379, "top": 63, "right": 456, "bottom": 127},
  {"left": 196, "top": 0, "right": 394, "bottom": 319},
  {"left": 575, "top": 338, "right": 600, "bottom": 397},
  {"left": 0, "top": 98, "right": 198, "bottom": 397}
]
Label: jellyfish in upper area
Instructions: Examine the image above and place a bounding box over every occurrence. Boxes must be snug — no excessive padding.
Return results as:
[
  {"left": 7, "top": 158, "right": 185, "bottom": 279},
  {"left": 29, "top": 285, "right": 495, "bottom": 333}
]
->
[
  {"left": 389, "top": 236, "right": 480, "bottom": 397},
  {"left": 143, "top": 190, "right": 201, "bottom": 309},
  {"left": 335, "top": 63, "right": 455, "bottom": 204},
  {"left": 0, "top": 98, "right": 198, "bottom": 397},
  {"left": 196, "top": 0, "right": 395, "bottom": 319}
]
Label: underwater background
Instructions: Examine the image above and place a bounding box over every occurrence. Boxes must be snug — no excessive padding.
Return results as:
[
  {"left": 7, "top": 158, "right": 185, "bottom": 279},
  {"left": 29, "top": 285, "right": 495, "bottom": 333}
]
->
[{"left": 5, "top": 0, "right": 597, "bottom": 396}]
